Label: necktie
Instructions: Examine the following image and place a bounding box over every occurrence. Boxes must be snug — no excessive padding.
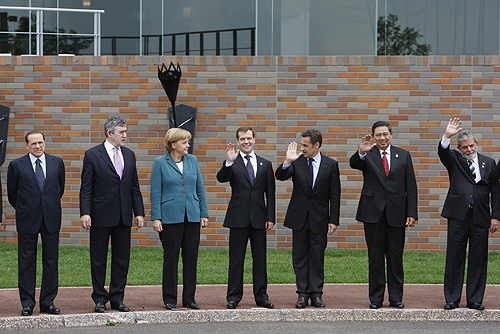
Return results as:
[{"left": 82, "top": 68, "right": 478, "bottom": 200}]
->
[
  {"left": 35, "top": 158, "right": 45, "bottom": 190},
  {"left": 382, "top": 151, "right": 389, "bottom": 176},
  {"left": 308, "top": 158, "right": 314, "bottom": 189},
  {"left": 113, "top": 147, "right": 123, "bottom": 179},
  {"left": 468, "top": 159, "right": 476, "bottom": 181},
  {"left": 245, "top": 155, "right": 255, "bottom": 185}
]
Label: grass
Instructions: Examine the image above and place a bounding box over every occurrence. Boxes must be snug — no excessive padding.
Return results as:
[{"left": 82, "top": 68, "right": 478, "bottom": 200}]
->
[{"left": 1, "top": 243, "right": 500, "bottom": 288}]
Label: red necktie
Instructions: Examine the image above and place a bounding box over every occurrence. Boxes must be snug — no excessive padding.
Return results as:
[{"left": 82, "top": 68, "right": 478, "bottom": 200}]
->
[{"left": 382, "top": 151, "right": 389, "bottom": 176}]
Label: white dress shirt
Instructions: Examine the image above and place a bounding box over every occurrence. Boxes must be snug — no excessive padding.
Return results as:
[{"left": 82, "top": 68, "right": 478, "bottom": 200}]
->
[
  {"left": 29, "top": 153, "right": 46, "bottom": 177},
  {"left": 104, "top": 139, "right": 124, "bottom": 169}
]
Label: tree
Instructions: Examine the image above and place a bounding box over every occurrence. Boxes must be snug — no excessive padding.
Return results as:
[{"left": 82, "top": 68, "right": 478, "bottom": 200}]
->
[
  {"left": 8, "top": 15, "right": 92, "bottom": 55},
  {"left": 377, "top": 14, "right": 431, "bottom": 56}
]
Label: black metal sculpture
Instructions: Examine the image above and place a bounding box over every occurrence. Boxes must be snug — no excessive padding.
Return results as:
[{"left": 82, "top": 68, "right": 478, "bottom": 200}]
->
[
  {"left": 0, "top": 104, "right": 9, "bottom": 167},
  {"left": 158, "top": 62, "right": 182, "bottom": 127},
  {"left": 158, "top": 62, "right": 197, "bottom": 154},
  {"left": 0, "top": 104, "right": 9, "bottom": 223}
]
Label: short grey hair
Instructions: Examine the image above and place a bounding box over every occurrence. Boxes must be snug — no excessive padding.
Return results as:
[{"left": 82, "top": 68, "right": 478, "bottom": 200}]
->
[
  {"left": 104, "top": 116, "right": 127, "bottom": 137},
  {"left": 456, "top": 129, "right": 477, "bottom": 147}
]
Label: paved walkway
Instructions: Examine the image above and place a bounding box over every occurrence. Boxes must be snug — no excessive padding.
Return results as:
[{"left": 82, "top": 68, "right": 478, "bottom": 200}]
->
[{"left": 2, "top": 284, "right": 500, "bottom": 330}]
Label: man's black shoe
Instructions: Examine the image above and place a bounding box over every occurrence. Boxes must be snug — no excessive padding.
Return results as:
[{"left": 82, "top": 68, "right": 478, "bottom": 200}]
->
[
  {"left": 467, "top": 302, "right": 485, "bottom": 310},
  {"left": 94, "top": 302, "right": 106, "bottom": 313},
  {"left": 227, "top": 301, "right": 239, "bottom": 309},
  {"left": 444, "top": 302, "right": 459, "bottom": 310},
  {"left": 111, "top": 302, "right": 129, "bottom": 312},
  {"left": 40, "top": 304, "right": 60, "bottom": 314},
  {"left": 256, "top": 300, "right": 274, "bottom": 309},
  {"left": 21, "top": 306, "right": 33, "bottom": 316}
]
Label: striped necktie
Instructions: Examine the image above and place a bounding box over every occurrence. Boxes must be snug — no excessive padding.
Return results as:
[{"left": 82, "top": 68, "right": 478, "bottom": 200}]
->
[{"left": 468, "top": 159, "right": 476, "bottom": 181}]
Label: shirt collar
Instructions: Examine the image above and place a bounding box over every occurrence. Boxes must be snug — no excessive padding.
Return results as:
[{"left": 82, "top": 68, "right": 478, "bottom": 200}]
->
[
  {"left": 379, "top": 145, "right": 391, "bottom": 156},
  {"left": 104, "top": 139, "right": 120, "bottom": 152},
  {"left": 240, "top": 151, "right": 256, "bottom": 160},
  {"left": 309, "top": 152, "right": 321, "bottom": 163},
  {"left": 29, "top": 153, "right": 46, "bottom": 165}
]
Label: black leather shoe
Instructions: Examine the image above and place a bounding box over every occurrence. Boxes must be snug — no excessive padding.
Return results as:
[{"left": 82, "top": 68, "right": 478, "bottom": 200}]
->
[
  {"left": 227, "top": 301, "right": 239, "bottom": 309},
  {"left": 111, "top": 302, "right": 129, "bottom": 312},
  {"left": 21, "top": 306, "right": 33, "bottom": 316},
  {"left": 444, "top": 302, "right": 459, "bottom": 310},
  {"left": 165, "top": 303, "right": 176, "bottom": 310},
  {"left": 467, "top": 302, "right": 485, "bottom": 310},
  {"left": 183, "top": 302, "right": 200, "bottom": 310},
  {"left": 369, "top": 302, "right": 382, "bottom": 309},
  {"left": 295, "top": 297, "right": 308, "bottom": 309},
  {"left": 310, "top": 297, "right": 326, "bottom": 308},
  {"left": 256, "top": 300, "right": 274, "bottom": 309},
  {"left": 40, "top": 304, "right": 60, "bottom": 314},
  {"left": 94, "top": 302, "right": 106, "bottom": 313},
  {"left": 389, "top": 301, "right": 404, "bottom": 309}
]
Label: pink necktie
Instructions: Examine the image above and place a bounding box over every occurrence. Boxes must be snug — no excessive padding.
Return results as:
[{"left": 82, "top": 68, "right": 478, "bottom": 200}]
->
[
  {"left": 382, "top": 151, "right": 389, "bottom": 176},
  {"left": 113, "top": 146, "right": 123, "bottom": 179}
]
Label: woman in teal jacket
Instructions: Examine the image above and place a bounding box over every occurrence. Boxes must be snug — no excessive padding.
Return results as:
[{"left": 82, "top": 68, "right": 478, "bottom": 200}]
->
[{"left": 151, "top": 128, "right": 208, "bottom": 310}]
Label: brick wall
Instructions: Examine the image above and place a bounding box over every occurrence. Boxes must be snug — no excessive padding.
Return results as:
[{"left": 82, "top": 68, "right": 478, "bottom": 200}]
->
[{"left": 1, "top": 55, "right": 500, "bottom": 251}]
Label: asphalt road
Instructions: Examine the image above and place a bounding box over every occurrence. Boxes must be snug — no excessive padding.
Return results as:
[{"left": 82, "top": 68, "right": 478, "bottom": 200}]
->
[{"left": 6, "top": 321, "right": 500, "bottom": 334}]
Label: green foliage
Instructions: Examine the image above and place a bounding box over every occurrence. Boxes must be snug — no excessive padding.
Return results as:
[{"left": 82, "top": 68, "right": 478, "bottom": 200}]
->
[
  {"left": 377, "top": 14, "right": 431, "bottom": 55},
  {"left": 1, "top": 244, "right": 499, "bottom": 288}
]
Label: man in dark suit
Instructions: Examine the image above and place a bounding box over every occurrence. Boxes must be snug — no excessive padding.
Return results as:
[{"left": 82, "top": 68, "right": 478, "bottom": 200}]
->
[
  {"left": 7, "top": 131, "right": 65, "bottom": 316},
  {"left": 439, "top": 117, "right": 500, "bottom": 311},
  {"left": 275, "top": 129, "right": 340, "bottom": 308},
  {"left": 349, "top": 121, "right": 417, "bottom": 309},
  {"left": 217, "top": 126, "right": 275, "bottom": 309},
  {"left": 80, "top": 116, "right": 145, "bottom": 313}
]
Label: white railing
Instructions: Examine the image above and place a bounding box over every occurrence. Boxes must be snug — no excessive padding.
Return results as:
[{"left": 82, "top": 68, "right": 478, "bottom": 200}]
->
[{"left": 0, "top": 6, "right": 104, "bottom": 56}]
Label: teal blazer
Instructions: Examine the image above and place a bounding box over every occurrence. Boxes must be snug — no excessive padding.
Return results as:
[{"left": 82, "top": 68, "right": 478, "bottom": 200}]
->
[{"left": 150, "top": 152, "right": 208, "bottom": 224}]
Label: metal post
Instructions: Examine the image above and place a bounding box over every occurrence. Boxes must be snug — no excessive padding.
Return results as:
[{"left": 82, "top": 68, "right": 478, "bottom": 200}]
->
[
  {"left": 185, "top": 33, "right": 189, "bottom": 55},
  {"left": 172, "top": 34, "right": 176, "bottom": 55},
  {"left": 233, "top": 30, "right": 237, "bottom": 55},
  {"left": 200, "top": 32, "right": 204, "bottom": 55},
  {"left": 251, "top": 28, "right": 255, "bottom": 55},
  {"left": 36, "top": 9, "right": 43, "bottom": 56},
  {"left": 216, "top": 31, "right": 220, "bottom": 55}
]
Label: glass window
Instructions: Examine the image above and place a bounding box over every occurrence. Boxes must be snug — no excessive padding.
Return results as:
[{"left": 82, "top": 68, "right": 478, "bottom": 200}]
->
[{"left": 381, "top": 0, "right": 499, "bottom": 55}]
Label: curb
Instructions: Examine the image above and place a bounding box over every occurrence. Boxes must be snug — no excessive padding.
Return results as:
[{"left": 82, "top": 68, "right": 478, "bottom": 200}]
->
[{"left": 2, "top": 308, "right": 500, "bottom": 330}]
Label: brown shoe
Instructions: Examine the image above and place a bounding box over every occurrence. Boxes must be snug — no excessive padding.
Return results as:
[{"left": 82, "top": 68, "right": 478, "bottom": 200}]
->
[
  {"left": 310, "top": 297, "right": 325, "bottom": 308},
  {"left": 295, "top": 297, "right": 308, "bottom": 308}
]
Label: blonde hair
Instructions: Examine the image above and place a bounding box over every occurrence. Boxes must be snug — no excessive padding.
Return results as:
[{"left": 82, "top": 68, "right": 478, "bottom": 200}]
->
[{"left": 164, "top": 128, "right": 192, "bottom": 152}]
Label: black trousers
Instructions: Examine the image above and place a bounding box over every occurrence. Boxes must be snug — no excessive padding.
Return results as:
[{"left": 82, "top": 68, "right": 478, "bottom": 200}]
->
[
  {"left": 227, "top": 226, "right": 269, "bottom": 303},
  {"left": 363, "top": 213, "right": 406, "bottom": 304},
  {"left": 159, "top": 220, "right": 200, "bottom": 306},
  {"left": 90, "top": 221, "right": 131, "bottom": 304},
  {"left": 292, "top": 217, "right": 327, "bottom": 299},
  {"left": 18, "top": 220, "right": 59, "bottom": 308},
  {"left": 444, "top": 208, "right": 489, "bottom": 305}
]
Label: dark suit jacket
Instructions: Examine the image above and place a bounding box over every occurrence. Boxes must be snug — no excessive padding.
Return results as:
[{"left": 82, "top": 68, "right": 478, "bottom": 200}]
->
[
  {"left": 349, "top": 146, "right": 418, "bottom": 227},
  {"left": 7, "top": 154, "right": 65, "bottom": 234},
  {"left": 438, "top": 142, "right": 500, "bottom": 226},
  {"left": 217, "top": 154, "right": 275, "bottom": 229},
  {"left": 275, "top": 154, "right": 340, "bottom": 234},
  {"left": 80, "top": 142, "right": 144, "bottom": 227}
]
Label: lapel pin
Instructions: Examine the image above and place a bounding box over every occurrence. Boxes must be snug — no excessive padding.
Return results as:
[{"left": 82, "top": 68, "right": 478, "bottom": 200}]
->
[
  {"left": 260, "top": 162, "right": 263, "bottom": 165},
  {"left": 482, "top": 162, "right": 485, "bottom": 168},
  {"left": 395, "top": 153, "right": 398, "bottom": 158}
]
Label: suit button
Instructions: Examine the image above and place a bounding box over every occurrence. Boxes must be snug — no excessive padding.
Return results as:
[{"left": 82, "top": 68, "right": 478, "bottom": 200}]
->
[
  {"left": 183, "top": 191, "right": 186, "bottom": 194},
  {"left": 181, "top": 176, "right": 184, "bottom": 179},
  {"left": 182, "top": 184, "right": 185, "bottom": 187}
]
